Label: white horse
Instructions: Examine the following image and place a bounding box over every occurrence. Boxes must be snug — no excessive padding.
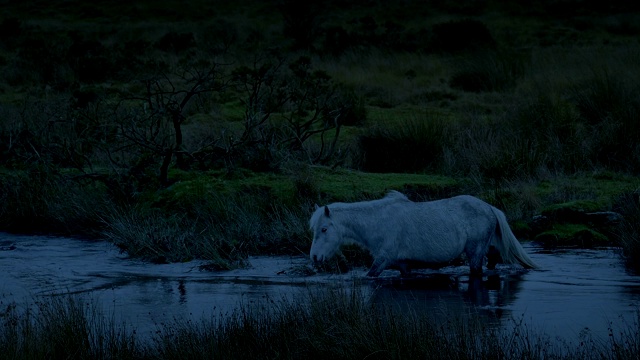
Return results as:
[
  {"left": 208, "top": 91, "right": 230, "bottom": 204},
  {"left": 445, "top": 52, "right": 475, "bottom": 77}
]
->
[{"left": 309, "top": 191, "right": 537, "bottom": 277}]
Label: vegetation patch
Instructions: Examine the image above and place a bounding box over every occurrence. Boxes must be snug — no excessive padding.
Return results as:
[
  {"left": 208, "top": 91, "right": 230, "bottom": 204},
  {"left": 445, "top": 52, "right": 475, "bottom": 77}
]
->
[
  {"left": 309, "top": 167, "right": 460, "bottom": 202},
  {"left": 541, "top": 200, "right": 603, "bottom": 223},
  {"left": 534, "top": 223, "right": 611, "bottom": 248}
]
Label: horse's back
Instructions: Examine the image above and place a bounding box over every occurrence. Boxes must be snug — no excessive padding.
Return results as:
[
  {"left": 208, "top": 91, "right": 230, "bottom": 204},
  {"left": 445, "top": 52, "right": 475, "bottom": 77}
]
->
[
  {"left": 419, "top": 195, "right": 494, "bottom": 220},
  {"left": 374, "top": 195, "right": 490, "bottom": 262},
  {"left": 380, "top": 195, "right": 494, "bottom": 229}
]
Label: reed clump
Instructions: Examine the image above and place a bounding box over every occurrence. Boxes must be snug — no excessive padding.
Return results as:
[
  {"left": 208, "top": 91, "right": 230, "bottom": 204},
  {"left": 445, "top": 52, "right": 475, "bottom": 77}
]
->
[{"left": 101, "top": 190, "right": 312, "bottom": 266}]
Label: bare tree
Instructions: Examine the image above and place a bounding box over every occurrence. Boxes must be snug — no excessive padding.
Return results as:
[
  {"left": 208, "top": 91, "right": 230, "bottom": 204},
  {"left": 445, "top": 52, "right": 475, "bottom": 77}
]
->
[
  {"left": 231, "top": 54, "right": 346, "bottom": 168},
  {"left": 114, "top": 60, "right": 230, "bottom": 185}
]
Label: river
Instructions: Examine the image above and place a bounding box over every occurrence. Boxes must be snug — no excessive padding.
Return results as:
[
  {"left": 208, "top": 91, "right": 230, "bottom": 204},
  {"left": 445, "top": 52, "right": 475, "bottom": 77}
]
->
[{"left": 1, "top": 232, "right": 638, "bottom": 342}]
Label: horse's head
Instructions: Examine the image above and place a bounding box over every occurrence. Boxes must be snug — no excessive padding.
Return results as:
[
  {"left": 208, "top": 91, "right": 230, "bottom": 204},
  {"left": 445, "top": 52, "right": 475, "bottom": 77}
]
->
[{"left": 309, "top": 205, "right": 340, "bottom": 264}]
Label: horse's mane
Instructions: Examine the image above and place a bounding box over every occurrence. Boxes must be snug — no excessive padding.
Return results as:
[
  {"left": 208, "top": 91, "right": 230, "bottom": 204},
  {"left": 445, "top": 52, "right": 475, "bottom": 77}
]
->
[{"left": 309, "top": 191, "right": 410, "bottom": 229}]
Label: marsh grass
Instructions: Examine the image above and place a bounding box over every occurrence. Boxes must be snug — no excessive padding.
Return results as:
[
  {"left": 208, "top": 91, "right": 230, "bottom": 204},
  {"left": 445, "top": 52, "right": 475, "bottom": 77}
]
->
[
  {"left": 101, "top": 189, "right": 312, "bottom": 266},
  {"left": 449, "top": 48, "right": 527, "bottom": 93},
  {"left": 1, "top": 288, "right": 638, "bottom": 360},
  {"left": 0, "top": 168, "right": 111, "bottom": 237},
  {"left": 356, "top": 113, "right": 451, "bottom": 173},
  {"left": 0, "top": 296, "right": 139, "bottom": 360}
]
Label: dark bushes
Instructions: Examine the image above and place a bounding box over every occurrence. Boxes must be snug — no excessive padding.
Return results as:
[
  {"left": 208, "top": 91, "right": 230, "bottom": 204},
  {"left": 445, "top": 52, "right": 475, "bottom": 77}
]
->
[
  {"left": 359, "top": 66, "right": 640, "bottom": 182},
  {"left": 0, "top": 167, "right": 110, "bottom": 237},
  {"left": 570, "top": 69, "right": 640, "bottom": 171},
  {"left": 154, "top": 31, "right": 196, "bottom": 53},
  {"left": 357, "top": 115, "right": 449, "bottom": 173},
  {"left": 279, "top": 0, "right": 324, "bottom": 50},
  {"left": 67, "top": 37, "right": 113, "bottom": 83},
  {"left": 429, "top": 19, "right": 495, "bottom": 54},
  {"left": 449, "top": 49, "right": 528, "bottom": 92}
]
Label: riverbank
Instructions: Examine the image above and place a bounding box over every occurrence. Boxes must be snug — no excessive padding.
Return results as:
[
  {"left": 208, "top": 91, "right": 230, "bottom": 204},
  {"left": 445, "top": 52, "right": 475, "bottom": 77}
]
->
[{"left": 1, "top": 166, "right": 639, "bottom": 272}]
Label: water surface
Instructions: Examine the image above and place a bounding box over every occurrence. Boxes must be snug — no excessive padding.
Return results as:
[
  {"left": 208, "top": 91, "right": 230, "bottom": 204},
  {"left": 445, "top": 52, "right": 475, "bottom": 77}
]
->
[{"left": 1, "top": 232, "right": 638, "bottom": 341}]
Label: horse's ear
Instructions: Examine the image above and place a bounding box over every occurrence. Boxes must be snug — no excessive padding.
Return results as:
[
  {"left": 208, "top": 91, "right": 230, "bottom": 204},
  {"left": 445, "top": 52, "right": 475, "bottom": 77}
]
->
[
  {"left": 314, "top": 204, "right": 320, "bottom": 210},
  {"left": 324, "top": 205, "right": 331, "bottom": 217}
]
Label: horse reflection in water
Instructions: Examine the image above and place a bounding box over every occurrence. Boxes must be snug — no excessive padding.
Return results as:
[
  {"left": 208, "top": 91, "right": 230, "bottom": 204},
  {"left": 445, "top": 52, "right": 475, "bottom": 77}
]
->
[
  {"left": 309, "top": 191, "right": 537, "bottom": 277},
  {"left": 368, "top": 270, "right": 527, "bottom": 323}
]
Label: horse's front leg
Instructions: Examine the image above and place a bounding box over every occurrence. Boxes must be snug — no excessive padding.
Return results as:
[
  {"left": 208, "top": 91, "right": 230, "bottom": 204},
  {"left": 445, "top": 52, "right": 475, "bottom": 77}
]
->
[{"left": 366, "top": 257, "right": 388, "bottom": 277}]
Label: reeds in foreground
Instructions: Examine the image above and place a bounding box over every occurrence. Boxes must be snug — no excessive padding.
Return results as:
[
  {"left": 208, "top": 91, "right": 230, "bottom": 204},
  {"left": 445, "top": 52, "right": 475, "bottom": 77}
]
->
[{"left": 1, "top": 288, "right": 638, "bottom": 360}]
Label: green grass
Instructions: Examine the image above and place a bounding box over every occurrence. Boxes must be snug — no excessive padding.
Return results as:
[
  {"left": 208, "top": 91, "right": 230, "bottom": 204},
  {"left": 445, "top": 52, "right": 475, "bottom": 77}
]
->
[
  {"left": 309, "top": 167, "right": 461, "bottom": 201},
  {"left": 156, "top": 166, "right": 460, "bottom": 205}
]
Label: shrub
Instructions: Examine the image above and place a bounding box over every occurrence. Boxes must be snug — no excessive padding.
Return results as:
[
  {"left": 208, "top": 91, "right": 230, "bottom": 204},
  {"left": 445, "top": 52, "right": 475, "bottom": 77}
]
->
[
  {"left": 570, "top": 69, "right": 640, "bottom": 171},
  {"left": 67, "top": 37, "right": 113, "bottom": 83},
  {"left": 279, "top": 0, "right": 324, "bottom": 50},
  {"left": 357, "top": 114, "right": 451, "bottom": 173},
  {"left": 447, "top": 119, "right": 524, "bottom": 182},
  {"left": 428, "top": 19, "right": 495, "bottom": 54},
  {"left": 449, "top": 49, "right": 528, "bottom": 92},
  {"left": 504, "top": 92, "right": 588, "bottom": 174},
  {"left": 332, "top": 87, "right": 367, "bottom": 126},
  {"left": 321, "top": 25, "right": 353, "bottom": 56},
  {"left": 448, "top": 75, "right": 640, "bottom": 181},
  {"left": 154, "top": 31, "right": 196, "bottom": 53},
  {"left": 0, "top": 17, "right": 22, "bottom": 48},
  {"left": 15, "top": 36, "right": 70, "bottom": 86}
]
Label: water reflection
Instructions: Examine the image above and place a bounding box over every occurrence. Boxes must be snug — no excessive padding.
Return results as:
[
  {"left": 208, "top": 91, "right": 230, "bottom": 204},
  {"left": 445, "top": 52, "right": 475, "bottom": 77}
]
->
[{"left": 367, "top": 270, "right": 527, "bottom": 328}]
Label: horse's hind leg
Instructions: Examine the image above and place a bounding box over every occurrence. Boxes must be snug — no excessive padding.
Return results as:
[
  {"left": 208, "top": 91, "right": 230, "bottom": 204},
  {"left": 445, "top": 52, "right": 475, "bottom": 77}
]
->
[
  {"left": 469, "top": 265, "right": 483, "bottom": 276},
  {"left": 466, "top": 247, "right": 486, "bottom": 276},
  {"left": 387, "top": 261, "right": 412, "bottom": 277},
  {"left": 486, "top": 245, "right": 501, "bottom": 270},
  {"left": 366, "top": 258, "right": 388, "bottom": 277},
  {"left": 397, "top": 262, "right": 412, "bottom": 277}
]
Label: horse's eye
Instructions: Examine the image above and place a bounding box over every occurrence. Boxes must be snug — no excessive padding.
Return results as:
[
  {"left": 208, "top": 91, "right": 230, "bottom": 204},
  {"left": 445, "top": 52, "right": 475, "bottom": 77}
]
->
[{"left": 321, "top": 227, "right": 327, "bottom": 233}]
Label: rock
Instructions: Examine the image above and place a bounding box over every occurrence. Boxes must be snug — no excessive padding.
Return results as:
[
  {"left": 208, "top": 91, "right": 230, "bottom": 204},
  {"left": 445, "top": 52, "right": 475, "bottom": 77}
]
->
[
  {"left": 541, "top": 200, "right": 602, "bottom": 223},
  {"left": 534, "top": 224, "right": 610, "bottom": 248},
  {"left": 529, "top": 215, "right": 550, "bottom": 233},
  {"left": 527, "top": 207, "right": 623, "bottom": 248},
  {"left": 584, "top": 211, "right": 623, "bottom": 228}
]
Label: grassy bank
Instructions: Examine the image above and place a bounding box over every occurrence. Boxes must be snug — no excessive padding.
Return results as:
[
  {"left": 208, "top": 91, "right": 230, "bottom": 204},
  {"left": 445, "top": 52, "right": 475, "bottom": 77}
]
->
[
  {"left": 2, "top": 165, "right": 639, "bottom": 269},
  {"left": 1, "top": 289, "right": 638, "bottom": 360}
]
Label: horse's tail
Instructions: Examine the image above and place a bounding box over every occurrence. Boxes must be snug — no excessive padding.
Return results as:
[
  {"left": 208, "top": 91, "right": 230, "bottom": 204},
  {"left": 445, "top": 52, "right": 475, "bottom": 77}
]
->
[{"left": 490, "top": 207, "right": 538, "bottom": 269}]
